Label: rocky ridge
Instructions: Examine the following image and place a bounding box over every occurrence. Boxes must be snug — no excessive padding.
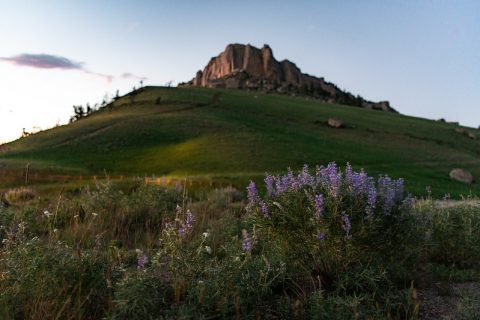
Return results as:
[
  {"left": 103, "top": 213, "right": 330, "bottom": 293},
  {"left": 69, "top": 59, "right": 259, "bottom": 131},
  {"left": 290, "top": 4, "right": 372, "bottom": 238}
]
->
[{"left": 182, "top": 43, "right": 396, "bottom": 112}]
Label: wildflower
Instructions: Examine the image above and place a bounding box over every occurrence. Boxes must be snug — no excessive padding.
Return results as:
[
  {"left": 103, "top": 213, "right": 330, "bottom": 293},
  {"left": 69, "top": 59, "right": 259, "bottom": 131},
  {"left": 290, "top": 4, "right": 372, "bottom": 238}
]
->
[
  {"left": 275, "top": 175, "right": 288, "bottom": 194},
  {"left": 316, "top": 231, "right": 327, "bottom": 241},
  {"left": 344, "top": 163, "right": 353, "bottom": 186},
  {"left": 260, "top": 201, "right": 270, "bottom": 218},
  {"left": 313, "top": 194, "right": 324, "bottom": 219},
  {"left": 242, "top": 229, "right": 253, "bottom": 252},
  {"left": 298, "top": 164, "right": 314, "bottom": 186},
  {"left": 136, "top": 249, "right": 149, "bottom": 270},
  {"left": 178, "top": 227, "right": 186, "bottom": 237},
  {"left": 264, "top": 174, "right": 275, "bottom": 196},
  {"left": 395, "top": 178, "right": 405, "bottom": 199},
  {"left": 341, "top": 212, "right": 352, "bottom": 239},
  {"left": 205, "top": 246, "right": 212, "bottom": 254},
  {"left": 43, "top": 210, "right": 53, "bottom": 218},
  {"left": 53, "top": 228, "right": 58, "bottom": 233},
  {"left": 202, "top": 232, "right": 209, "bottom": 238},
  {"left": 92, "top": 212, "right": 98, "bottom": 217},
  {"left": 247, "top": 181, "right": 259, "bottom": 204},
  {"left": 366, "top": 186, "right": 377, "bottom": 218},
  {"left": 73, "top": 214, "right": 79, "bottom": 219},
  {"left": 185, "top": 210, "right": 195, "bottom": 230}
]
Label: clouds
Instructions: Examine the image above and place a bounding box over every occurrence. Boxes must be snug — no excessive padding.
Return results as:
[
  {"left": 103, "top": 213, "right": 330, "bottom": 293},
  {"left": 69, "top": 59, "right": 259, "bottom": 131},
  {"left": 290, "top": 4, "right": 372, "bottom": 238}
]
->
[
  {"left": 1, "top": 53, "right": 147, "bottom": 85},
  {"left": 0, "top": 53, "right": 83, "bottom": 70},
  {"left": 1, "top": 53, "right": 113, "bottom": 83},
  {"left": 121, "top": 72, "right": 147, "bottom": 81}
]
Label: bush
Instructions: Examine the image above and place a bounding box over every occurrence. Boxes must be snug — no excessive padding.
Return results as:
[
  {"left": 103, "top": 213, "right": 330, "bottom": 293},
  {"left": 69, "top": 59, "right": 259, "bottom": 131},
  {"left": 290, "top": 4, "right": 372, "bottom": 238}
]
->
[
  {"left": 4, "top": 188, "right": 35, "bottom": 204},
  {"left": 245, "top": 163, "right": 420, "bottom": 293},
  {"left": 416, "top": 200, "right": 480, "bottom": 268}
]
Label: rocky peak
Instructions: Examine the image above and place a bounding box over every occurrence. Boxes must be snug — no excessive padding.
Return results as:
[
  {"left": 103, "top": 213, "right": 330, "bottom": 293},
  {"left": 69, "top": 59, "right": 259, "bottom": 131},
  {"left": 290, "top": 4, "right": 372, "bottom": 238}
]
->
[{"left": 182, "top": 43, "right": 396, "bottom": 113}]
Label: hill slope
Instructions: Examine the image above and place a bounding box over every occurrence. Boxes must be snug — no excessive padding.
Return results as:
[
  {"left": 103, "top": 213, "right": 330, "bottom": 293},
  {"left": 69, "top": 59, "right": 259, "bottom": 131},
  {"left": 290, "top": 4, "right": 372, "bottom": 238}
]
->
[{"left": 1, "top": 86, "right": 480, "bottom": 196}]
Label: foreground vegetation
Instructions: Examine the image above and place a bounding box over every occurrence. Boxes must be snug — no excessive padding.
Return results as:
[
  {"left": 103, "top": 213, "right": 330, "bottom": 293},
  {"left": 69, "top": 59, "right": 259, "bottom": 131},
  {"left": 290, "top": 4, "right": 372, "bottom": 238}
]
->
[
  {"left": 1, "top": 87, "right": 480, "bottom": 196},
  {"left": 0, "top": 163, "right": 479, "bottom": 319}
]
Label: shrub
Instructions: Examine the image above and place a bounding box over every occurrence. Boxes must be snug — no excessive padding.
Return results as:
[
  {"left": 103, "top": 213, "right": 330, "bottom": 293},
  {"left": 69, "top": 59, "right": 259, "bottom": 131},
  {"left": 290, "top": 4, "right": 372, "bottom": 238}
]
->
[
  {"left": 246, "top": 163, "right": 419, "bottom": 291},
  {"left": 417, "top": 200, "right": 480, "bottom": 268},
  {"left": 4, "top": 188, "right": 35, "bottom": 204}
]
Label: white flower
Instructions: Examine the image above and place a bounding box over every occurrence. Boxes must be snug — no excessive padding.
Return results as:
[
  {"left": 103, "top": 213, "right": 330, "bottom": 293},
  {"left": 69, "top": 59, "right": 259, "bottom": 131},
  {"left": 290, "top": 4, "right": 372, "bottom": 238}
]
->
[
  {"left": 53, "top": 229, "right": 58, "bottom": 233},
  {"left": 202, "top": 232, "right": 209, "bottom": 238},
  {"left": 205, "top": 246, "right": 212, "bottom": 254},
  {"left": 44, "top": 210, "right": 53, "bottom": 218},
  {"left": 92, "top": 212, "right": 98, "bottom": 217},
  {"left": 74, "top": 215, "right": 79, "bottom": 219}
]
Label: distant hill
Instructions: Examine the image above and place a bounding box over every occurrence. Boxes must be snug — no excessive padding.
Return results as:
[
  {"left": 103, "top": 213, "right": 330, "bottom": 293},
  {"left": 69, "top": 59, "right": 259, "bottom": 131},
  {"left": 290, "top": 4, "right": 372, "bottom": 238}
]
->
[
  {"left": 181, "top": 43, "right": 396, "bottom": 112},
  {"left": 1, "top": 86, "right": 479, "bottom": 196}
]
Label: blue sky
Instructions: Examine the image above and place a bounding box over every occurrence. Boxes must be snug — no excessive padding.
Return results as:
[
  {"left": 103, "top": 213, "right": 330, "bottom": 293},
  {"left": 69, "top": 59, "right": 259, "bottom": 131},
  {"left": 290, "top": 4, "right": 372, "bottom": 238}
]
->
[{"left": 0, "top": 0, "right": 479, "bottom": 142}]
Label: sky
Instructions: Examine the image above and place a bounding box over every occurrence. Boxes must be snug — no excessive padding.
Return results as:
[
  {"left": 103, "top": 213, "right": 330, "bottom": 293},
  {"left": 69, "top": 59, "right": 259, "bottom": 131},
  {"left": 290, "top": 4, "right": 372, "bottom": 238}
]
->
[{"left": 0, "top": 0, "right": 479, "bottom": 143}]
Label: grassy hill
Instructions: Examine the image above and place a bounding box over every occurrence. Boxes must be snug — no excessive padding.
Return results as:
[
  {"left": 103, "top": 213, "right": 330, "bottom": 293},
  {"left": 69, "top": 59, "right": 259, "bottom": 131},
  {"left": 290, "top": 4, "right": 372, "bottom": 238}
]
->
[{"left": 1, "top": 86, "right": 480, "bottom": 196}]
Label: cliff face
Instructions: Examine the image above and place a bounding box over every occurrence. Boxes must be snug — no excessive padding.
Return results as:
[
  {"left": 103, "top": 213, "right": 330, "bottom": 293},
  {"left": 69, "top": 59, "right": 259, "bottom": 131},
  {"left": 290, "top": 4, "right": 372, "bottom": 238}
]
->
[{"left": 184, "top": 43, "right": 396, "bottom": 112}]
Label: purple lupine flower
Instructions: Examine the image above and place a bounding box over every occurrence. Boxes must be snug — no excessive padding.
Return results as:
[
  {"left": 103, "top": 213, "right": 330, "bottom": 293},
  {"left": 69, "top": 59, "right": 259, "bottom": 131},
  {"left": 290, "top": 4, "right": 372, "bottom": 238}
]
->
[
  {"left": 136, "top": 250, "right": 149, "bottom": 270},
  {"left": 242, "top": 229, "right": 253, "bottom": 252},
  {"left": 264, "top": 174, "right": 275, "bottom": 196},
  {"left": 326, "top": 162, "right": 341, "bottom": 198},
  {"left": 341, "top": 212, "right": 352, "bottom": 238},
  {"left": 298, "top": 164, "right": 314, "bottom": 186},
  {"left": 345, "top": 163, "right": 353, "bottom": 186},
  {"left": 315, "top": 165, "right": 325, "bottom": 186},
  {"left": 351, "top": 170, "right": 369, "bottom": 195},
  {"left": 395, "top": 178, "right": 404, "bottom": 199},
  {"left": 366, "top": 186, "right": 377, "bottom": 218},
  {"left": 402, "top": 194, "right": 415, "bottom": 210},
  {"left": 275, "top": 175, "right": 287, "bottom": 194},
  {"left": 185, "top": 210, "right": 195, "bottom": 230},
  {"left": 178, "top": 227, "right": 186, "bottom": 237},
  {"left": 316, "top": 231, "right": 327, "bottom": 241},
  {"left": 247, "top": 181, "right": 259, "bottom": 204},
  {"left": 260, "top": 201, "right": 270, "bottom": 218},
  {"left": 314, "top": 194, "right": 324, "bottom": 219}
]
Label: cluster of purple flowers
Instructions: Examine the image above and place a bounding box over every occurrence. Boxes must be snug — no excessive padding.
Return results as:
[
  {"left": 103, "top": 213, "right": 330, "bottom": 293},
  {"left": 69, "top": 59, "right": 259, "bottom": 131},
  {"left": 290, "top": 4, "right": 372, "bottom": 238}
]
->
[
  {"left": 341, "top": 212, "right": 352, "bottom": 239},
  {"left": 242, "top": 229, "right": 253, "bottom": 252},
  {"left": 314, "top": 194, "right": 324, "bottom": 219},
  {"left": 247, "top": 163, "right": 411, "bottom": 243},
  {"left": 165, "top": 206, "right": 195, "bottom": 237},
  {"left": 136, "top": 250, "right": 149, "bottom": 270},
  {"left": 248, "top": 163, "right": 408, "bottom": 218}
]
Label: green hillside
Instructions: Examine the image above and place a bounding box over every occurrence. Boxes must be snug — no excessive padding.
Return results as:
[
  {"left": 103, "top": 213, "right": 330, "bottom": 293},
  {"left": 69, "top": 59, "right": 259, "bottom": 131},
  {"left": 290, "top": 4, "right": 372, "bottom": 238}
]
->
[{"left": 1, "top": 86, "right": 480, "bottom": 196}]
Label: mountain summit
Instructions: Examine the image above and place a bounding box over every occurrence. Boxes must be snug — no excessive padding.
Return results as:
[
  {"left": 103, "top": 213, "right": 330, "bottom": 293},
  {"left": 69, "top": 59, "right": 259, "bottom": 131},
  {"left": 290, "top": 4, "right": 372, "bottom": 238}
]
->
[{"left": 183, "top": 43, "right": 395, "bottom": 112}]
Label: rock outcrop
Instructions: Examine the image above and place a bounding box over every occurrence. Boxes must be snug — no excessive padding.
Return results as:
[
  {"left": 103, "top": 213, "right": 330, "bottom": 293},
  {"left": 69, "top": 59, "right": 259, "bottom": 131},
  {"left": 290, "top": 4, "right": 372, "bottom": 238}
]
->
[{"left": 182, "top": 43, "right": 397, "bottom": 112}]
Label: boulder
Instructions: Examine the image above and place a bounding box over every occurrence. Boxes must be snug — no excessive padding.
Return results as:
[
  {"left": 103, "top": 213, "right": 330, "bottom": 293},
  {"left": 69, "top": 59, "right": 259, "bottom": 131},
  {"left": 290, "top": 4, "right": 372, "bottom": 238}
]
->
[
  {"left": 468, "top": 132, "right": 476, "bottom": 140},
  {"left": 449, "top": 168, "right": 474, "bottom": 184},
  {"left": 327, "top": 118, "right": 344, "bottom": 128}
]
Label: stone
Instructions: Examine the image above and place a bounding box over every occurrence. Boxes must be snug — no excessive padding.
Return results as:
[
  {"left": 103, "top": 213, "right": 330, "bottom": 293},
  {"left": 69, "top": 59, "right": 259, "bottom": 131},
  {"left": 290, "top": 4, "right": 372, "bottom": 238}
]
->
[
  {"left": 327, "top": 118, "right": 344, "bottom": 128},
  {"left": 449, "top": 168, "right": 474, "bottom": 184},
  {"left": 455, "top": 128, "right": 466, "bottom": 134},
  {"left": 468, "top": 132, "right": 476, "bottom": 140},
  {"left": 185, "top": 43, "right": 397, "bottom": 112}
]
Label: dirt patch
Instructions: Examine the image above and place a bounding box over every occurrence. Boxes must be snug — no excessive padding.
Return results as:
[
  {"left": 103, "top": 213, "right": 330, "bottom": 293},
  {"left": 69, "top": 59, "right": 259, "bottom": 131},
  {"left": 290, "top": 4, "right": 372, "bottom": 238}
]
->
[{"left": 417, "top": 282, "right": 480, "bottom": 319}]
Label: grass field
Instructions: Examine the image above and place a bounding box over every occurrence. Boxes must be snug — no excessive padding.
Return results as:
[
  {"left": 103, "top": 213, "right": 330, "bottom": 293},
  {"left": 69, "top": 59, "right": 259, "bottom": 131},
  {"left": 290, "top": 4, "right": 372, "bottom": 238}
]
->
[{"left": 1, "top": 86, "right": 479, "bottom": 196}]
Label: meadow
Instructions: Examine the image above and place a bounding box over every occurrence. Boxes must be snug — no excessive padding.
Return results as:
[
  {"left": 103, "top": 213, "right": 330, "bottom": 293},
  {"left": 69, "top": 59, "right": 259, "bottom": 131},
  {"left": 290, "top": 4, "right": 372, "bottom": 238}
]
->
[
  {"left": 1, "top": 86, "right": 480, "bottom": 197},
  {"left": 0, "top": 163, "right": 479, "bottom": 319}
]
